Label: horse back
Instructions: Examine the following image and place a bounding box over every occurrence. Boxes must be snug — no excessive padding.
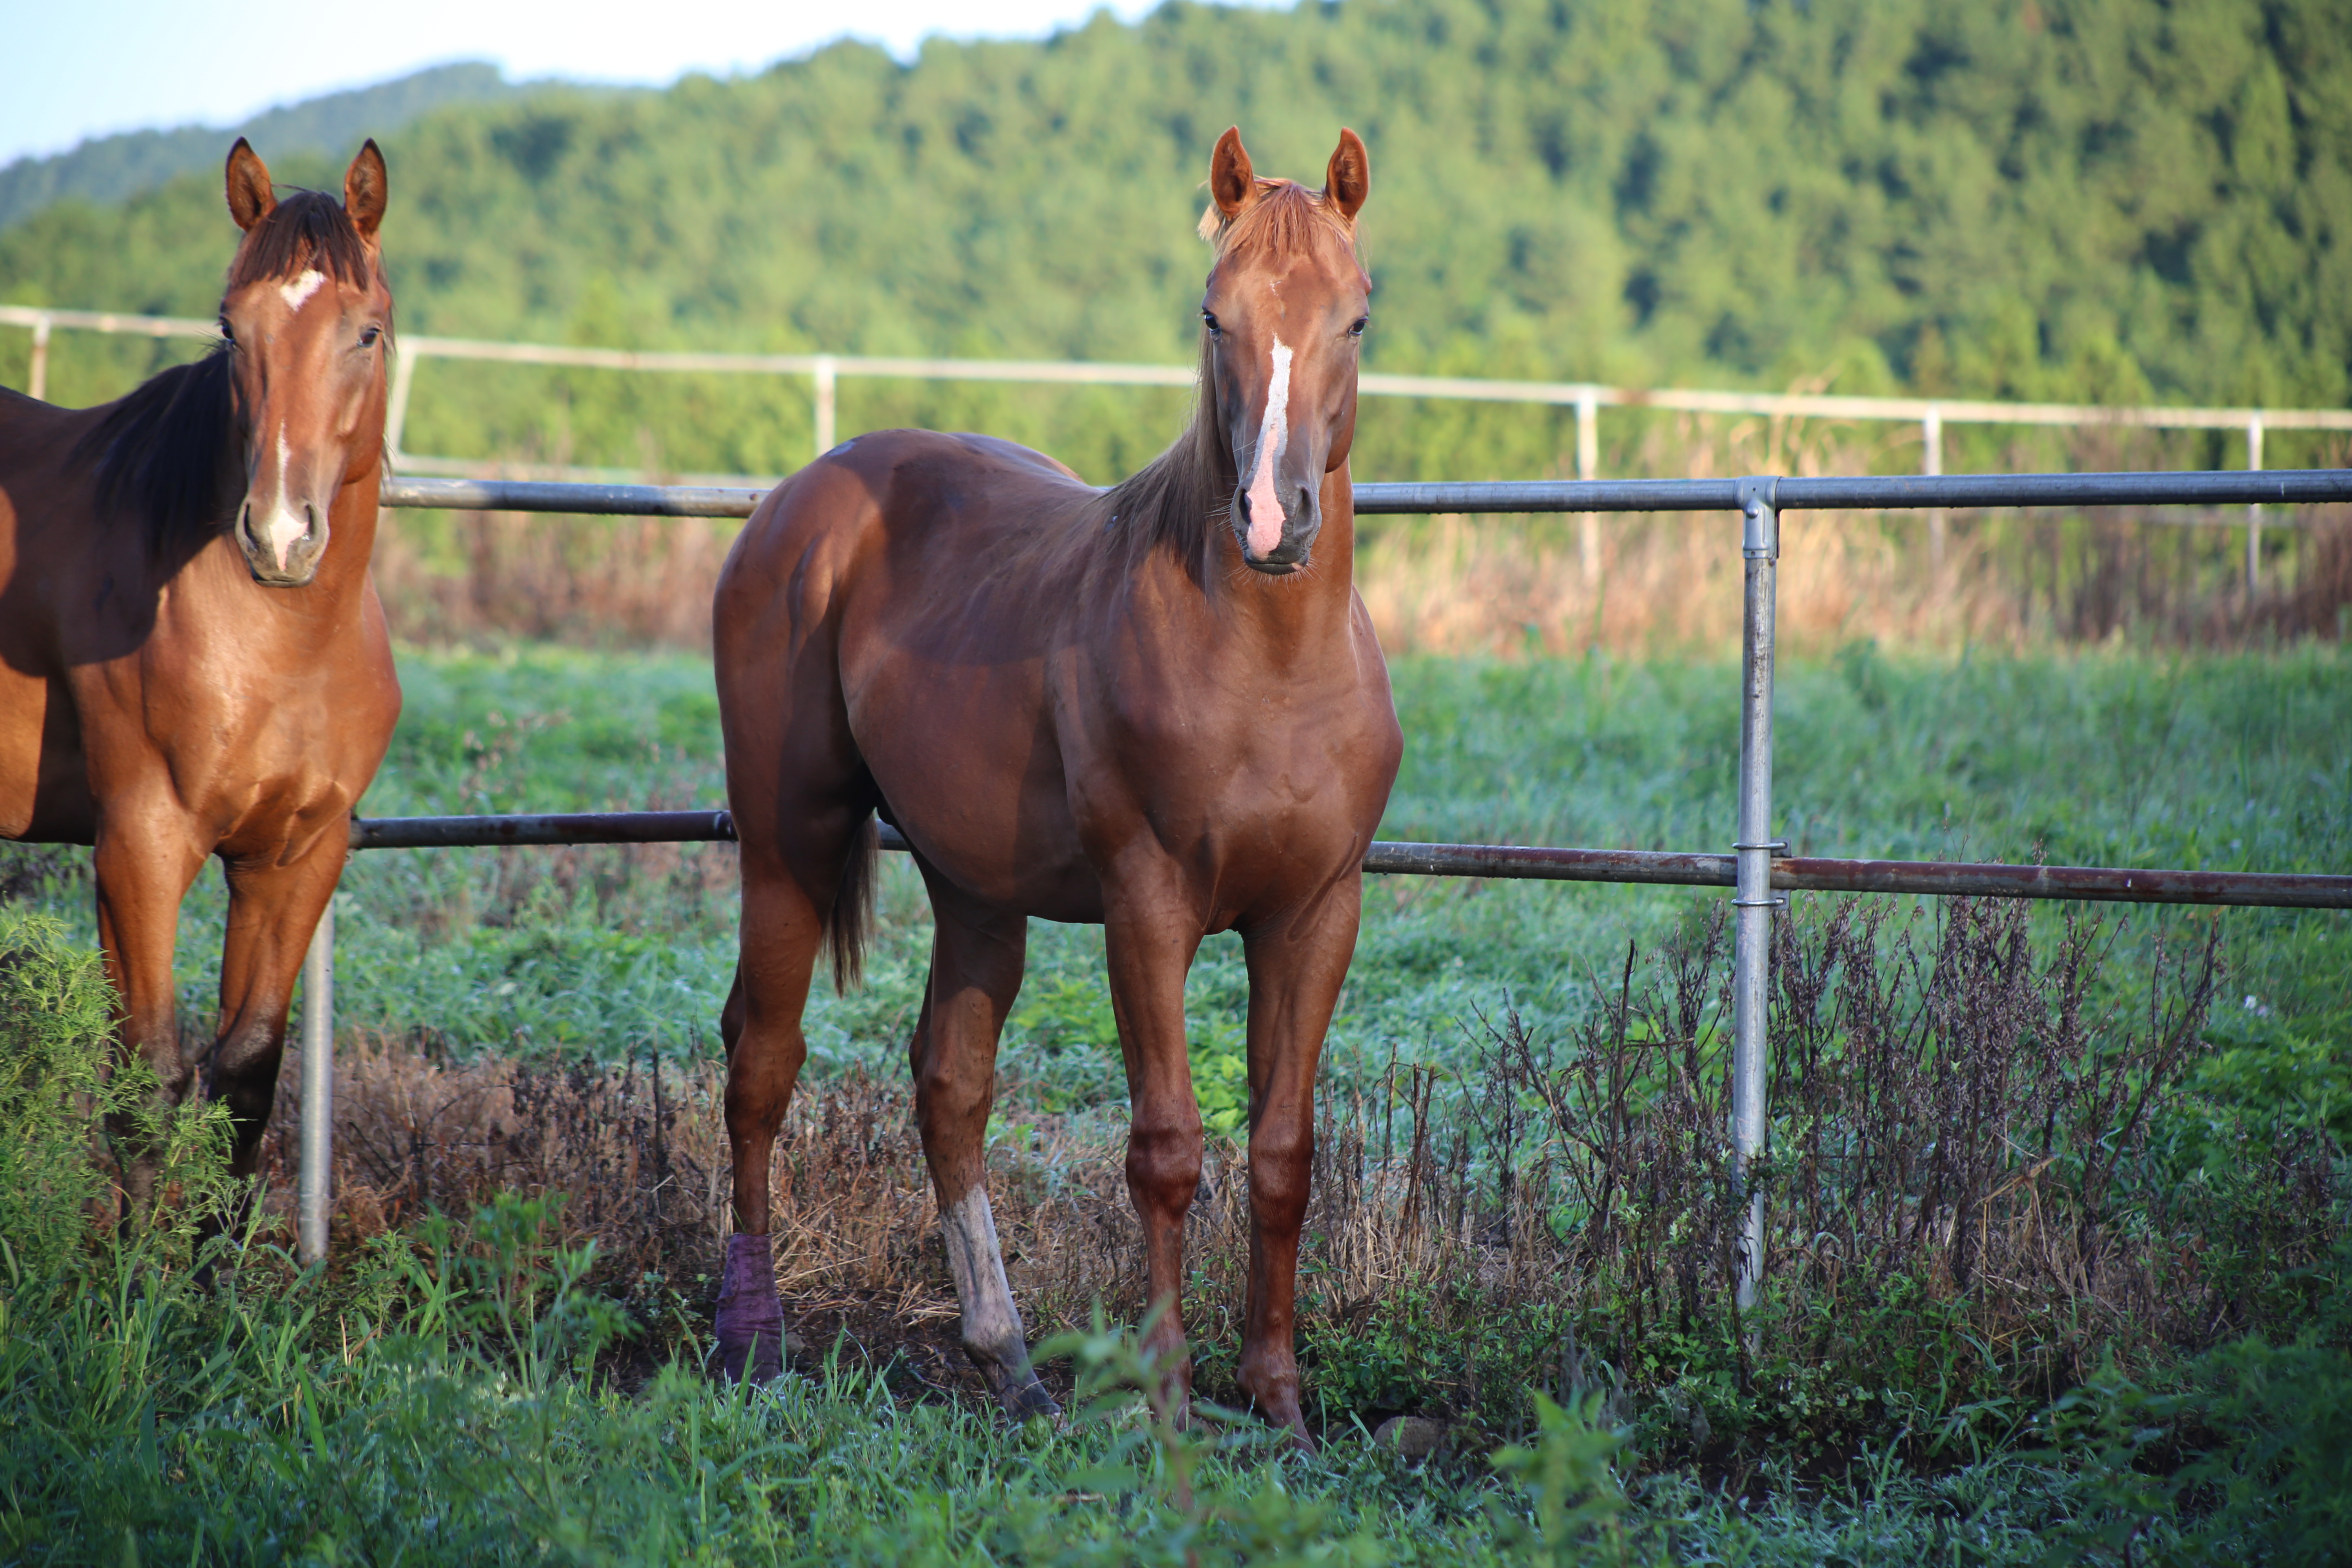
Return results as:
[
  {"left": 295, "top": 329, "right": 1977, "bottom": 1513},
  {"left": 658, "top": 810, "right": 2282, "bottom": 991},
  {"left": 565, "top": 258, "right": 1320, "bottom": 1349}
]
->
[
  {"left": 714, "top": 428, "right": 1111, "bottom": 912},
  {"left": 714, "top": 429, "right": 1400, "bottom": 929}
]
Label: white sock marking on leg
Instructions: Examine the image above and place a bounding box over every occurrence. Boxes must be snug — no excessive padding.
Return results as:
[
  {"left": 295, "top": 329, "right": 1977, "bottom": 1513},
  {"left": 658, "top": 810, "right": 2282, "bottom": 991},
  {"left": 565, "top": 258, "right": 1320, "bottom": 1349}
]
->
[{"left": 941, "top": 1185, "right": 1027, "bottom": 1368}]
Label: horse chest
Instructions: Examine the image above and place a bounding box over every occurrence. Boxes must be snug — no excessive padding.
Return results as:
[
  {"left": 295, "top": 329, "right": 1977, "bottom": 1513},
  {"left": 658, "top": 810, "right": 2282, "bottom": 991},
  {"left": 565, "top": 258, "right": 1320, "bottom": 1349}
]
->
[
  {"left": 69, "top": 625, "right": 388, "bottom": 826},
  {"left": 1076, "top": 666, "right": 1391, "bottom": 853}
]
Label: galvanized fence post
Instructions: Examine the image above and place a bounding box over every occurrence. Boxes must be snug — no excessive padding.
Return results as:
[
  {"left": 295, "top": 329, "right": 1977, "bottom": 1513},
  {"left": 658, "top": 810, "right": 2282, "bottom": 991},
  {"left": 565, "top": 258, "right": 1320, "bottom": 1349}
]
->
[
  {"left": 1732, "top": 476, "right": 1782, "bottom": 1318},
  {"left": 297, "top": 900, "right": 335, "bottom": 1265}
]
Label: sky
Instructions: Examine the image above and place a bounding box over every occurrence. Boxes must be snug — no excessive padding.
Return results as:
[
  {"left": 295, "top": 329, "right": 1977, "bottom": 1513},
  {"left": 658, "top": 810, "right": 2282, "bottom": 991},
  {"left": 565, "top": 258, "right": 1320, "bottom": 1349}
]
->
[{"left": 4, "top": 0, "right": 1268, "bottom": 166}]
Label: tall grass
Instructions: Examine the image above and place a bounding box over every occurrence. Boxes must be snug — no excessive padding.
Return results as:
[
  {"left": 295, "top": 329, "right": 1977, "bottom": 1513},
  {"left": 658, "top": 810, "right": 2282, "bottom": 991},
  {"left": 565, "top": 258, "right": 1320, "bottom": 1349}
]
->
[
  {"left": 5, "top": 904, "right": 2344, "bottom": 1563},
  {"left": 223, "top": 891, "right": 2334, "bottom": 1467},
  {"left": 6, "top": 906, "right": 2192, "bottom": 1566},
  {"left": 4, "top": 632, "right": 2350, "bottom": 1558}
]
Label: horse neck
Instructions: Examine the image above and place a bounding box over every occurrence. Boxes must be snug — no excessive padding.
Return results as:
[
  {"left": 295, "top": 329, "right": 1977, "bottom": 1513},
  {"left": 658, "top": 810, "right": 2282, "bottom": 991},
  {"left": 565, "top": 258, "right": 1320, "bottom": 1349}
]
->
[
  {"left": 317, "top": 461, "right": 385, "bottom": 596},
  {"left": 1202, "top": 464, "right": 1360, "bottom": 657},
  {"left": 305, "top": 349, "right": 391, "bottom": 603}
]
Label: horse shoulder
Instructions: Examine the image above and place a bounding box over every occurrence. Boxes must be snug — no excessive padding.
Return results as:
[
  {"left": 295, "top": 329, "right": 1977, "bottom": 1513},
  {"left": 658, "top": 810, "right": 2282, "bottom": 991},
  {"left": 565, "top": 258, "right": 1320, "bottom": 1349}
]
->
[{"left": 0, "top": 399, "right": 119, "bottom": 682}]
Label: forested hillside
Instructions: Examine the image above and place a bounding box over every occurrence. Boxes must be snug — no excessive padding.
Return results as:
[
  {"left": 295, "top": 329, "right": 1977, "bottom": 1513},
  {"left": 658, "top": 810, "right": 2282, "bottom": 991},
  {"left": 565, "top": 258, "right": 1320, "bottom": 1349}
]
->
[
  {"left": 0, "top": 63, "right": 539, "bottom": 233},
  {"left": 1, "top": 0, "right": 2345, "bottom": 484}
]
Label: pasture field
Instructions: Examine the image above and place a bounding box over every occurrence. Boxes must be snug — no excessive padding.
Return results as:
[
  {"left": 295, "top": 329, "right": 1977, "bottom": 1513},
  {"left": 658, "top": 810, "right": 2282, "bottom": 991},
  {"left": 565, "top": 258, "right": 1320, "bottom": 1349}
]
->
[
  {"left": 3, "top": 641, "right": 2348, "bottom": 1563},
  {"left": 30, "top": 638, "right": 2337, "bottom": 1077}
]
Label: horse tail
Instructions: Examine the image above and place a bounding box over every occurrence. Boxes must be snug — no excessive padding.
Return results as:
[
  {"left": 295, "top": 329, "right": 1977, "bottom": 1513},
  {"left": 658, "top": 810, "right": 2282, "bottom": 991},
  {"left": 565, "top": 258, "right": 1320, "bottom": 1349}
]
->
[{"left": 825, "top": 814, "right": 880, "bottom": 993}]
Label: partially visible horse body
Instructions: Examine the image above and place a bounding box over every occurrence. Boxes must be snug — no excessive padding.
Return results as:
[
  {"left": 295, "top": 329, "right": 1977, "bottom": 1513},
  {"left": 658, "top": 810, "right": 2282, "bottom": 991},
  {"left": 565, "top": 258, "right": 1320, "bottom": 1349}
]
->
[
  {"left": 0, "top": 140, "right": 402, "bottom": 1201},
  {"left": 712, "top": 128, "right": 1398, "bottom": 1441}
]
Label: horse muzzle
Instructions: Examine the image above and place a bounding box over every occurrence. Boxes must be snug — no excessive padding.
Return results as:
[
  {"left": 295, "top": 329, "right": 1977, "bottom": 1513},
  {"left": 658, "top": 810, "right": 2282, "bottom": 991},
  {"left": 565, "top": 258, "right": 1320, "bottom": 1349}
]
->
[
  {"left": 1234, "top": 483, "right": 1321, "bottom": 575},
  {"left": 235, "top": 497, "right": 329, "bottom": 587}
]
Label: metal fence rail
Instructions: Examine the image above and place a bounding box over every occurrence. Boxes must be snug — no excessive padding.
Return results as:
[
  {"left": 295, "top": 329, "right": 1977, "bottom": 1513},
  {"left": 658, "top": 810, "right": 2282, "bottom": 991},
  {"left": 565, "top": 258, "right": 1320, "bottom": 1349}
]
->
[
  {"left": 382, "top": 468, "right": 2352, "bottom": 519},
  {"left": 15, "top": 303, "right": 2352, "bottom": 593},
  {"left": 278, "top": 465, "right": 2352, "bottom": 1268},
  {"left": 352, "top": 811, "right": 2352, "bottom": 909}
]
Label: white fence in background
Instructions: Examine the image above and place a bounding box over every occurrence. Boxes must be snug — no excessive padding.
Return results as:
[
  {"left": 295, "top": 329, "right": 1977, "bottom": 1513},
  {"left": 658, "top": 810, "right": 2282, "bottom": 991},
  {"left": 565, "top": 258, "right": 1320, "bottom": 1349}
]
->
[{"left": 9, "top": 301, "right": 2350, "bottom": 592}]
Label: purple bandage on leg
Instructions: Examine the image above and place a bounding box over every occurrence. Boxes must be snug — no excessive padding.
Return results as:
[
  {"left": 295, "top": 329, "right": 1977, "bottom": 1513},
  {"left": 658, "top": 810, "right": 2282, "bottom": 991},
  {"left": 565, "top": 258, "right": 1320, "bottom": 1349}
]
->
[{"left": 713, "top": 1231, "right": 786, "bottom": 1383}]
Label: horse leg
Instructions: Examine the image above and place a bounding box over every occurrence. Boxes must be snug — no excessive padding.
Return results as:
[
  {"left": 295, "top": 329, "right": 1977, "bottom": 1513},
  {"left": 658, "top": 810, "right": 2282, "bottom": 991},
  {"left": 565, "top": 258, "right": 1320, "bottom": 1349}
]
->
[
  {"left": 1233, "top": 883, "right": 1362, "bottom": 1448},
  {"left": 91, "top": 801, "right": 207, "bottom": 1220},
  {"left": 910, "top": 883, "right": 1058, "bottom": 1420},
  {"left": 1102, "top": 887, "right": 1207, "bottom": 1417},
  {"left": 208, "top": 835, "right": 346, "bottom": 1180},
  {"left": 713, "top": 822, "right": 844, "bottom": 1383}
]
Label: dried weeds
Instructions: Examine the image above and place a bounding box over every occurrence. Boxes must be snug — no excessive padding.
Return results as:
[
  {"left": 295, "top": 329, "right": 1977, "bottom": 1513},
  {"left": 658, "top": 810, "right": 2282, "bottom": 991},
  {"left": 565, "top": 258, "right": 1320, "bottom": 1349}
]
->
[{"left": 238, "top": 896, "right": 2336, "bottom": 1437}]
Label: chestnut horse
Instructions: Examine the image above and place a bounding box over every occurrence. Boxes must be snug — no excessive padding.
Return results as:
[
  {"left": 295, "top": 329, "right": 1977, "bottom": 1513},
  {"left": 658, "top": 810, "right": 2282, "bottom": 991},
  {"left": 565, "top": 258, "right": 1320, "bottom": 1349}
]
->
[
  {"left": 0, "top": 140, "right": 402, "bottom": 1207},
  {"left": 712, "top": 127, "right": 1399, "bottom": 1442}
]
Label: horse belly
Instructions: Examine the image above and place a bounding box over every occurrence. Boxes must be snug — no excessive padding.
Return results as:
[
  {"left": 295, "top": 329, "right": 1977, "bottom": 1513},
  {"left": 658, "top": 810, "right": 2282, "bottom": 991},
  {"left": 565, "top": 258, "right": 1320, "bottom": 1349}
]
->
[
  {"left": 850, "top": 664, "right": 1102, "bottom": 922},
  {"left": 896, "top": 810, "right": 1106, "bottom": 924}
]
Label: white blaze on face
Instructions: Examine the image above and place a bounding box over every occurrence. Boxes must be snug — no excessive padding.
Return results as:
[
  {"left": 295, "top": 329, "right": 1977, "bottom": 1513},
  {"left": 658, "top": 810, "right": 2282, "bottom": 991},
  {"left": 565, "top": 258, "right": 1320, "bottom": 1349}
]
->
[
  {"left": 260, "top": 426, "right": 308, "bottom": 571},
  {"left": 1244, "top": 336, "right": 1294, "bottom": 556},
  {"left": 277, "top": 268, "right": 325, "bottom": 313}
]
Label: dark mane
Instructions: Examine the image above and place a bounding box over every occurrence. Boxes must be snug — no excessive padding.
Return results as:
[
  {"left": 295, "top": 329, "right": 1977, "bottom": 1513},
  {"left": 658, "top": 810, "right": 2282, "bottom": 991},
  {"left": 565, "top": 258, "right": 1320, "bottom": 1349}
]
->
[
  {"left": 70, "top": 190, "right": 383, "bottom": 555},
  {"left": 69, "top": 347, "right": 238, "bottom": 556},
  {"left": 1080, "top": 179, "right": 1365, "bottom": 567},
  {"left": 1087, "top": 330, "right": 1235, "bottom": 566}
]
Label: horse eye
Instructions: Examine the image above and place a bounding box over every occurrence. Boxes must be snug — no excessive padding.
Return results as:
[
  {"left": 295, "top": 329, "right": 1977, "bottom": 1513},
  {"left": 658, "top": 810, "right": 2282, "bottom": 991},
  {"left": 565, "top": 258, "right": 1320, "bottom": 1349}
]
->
[
  {"left": 1201, "top": 310, "right": 1221, "bottom": 336},
  {"left": 358, "top": 326, "right": 381, "bottom": 349},
  {"left": 1348, "top": 317, "right": 1369, "bottom": 338},
  {"left": 218, "top": 320, "right": 235, "bottom": 345}
]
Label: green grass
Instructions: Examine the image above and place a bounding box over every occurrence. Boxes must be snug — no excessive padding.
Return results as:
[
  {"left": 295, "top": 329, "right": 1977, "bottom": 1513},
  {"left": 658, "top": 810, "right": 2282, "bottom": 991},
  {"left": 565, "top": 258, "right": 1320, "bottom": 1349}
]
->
[
  {"left": 8, "top": 639, "right": 2344, "bottom": 1100},
  {"left": 3, "top": 643, "right": 2348, "bottom": 1563},
  {"left": 24, "top": 639, "right": 2336, "bottom": 1076},
  {"left": 0, "top": 1208, "right": 2157, "bottom": 1567},
  {"left": 0, "top": 912, "right": 2336, "bottom": 1565}
]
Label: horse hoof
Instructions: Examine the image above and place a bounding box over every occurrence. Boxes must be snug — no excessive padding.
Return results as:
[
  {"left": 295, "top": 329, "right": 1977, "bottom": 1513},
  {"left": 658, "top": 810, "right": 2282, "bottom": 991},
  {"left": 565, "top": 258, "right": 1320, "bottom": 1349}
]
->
[
  {"left": 711, "top": 1320, "right": 787, "bottom": 1384},
  {"left": 998, "top": 1372, "right": 1063, "bottom": 1425},
  {"left": 711, "top": 1313, "right": 789, "bottom": 1382},
  {"left": 1242, "top": 1386, "right": 1315, "bottom": 1452}
]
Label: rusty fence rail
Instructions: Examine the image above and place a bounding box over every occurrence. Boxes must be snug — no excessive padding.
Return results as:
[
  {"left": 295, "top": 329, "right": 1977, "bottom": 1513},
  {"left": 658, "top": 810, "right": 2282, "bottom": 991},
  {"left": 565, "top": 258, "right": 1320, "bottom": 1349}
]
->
[
  {"left": 350, "top": 811, "right": 2352, "bottom": 910},
  {"left": 285, "top": 466, "right": 2352, "bottom": 1267}
]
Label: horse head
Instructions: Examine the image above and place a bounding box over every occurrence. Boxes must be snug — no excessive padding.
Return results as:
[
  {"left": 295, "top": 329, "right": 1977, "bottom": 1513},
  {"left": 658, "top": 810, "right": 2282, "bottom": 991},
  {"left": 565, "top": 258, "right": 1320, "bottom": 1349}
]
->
[
  {"left": 216, "top": 138, "right": 392, "bottom": 588},
  {"left": 1198, "top": 127, "right": 1371, "bottom": 575}
]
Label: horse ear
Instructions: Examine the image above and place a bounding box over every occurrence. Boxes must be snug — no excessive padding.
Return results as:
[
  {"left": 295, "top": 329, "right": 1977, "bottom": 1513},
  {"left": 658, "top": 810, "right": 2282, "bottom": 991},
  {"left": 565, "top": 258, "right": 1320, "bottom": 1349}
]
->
[
  {"left": 1325, "top": 128, "right": 1369, "bottom": 223},
  {"left": 1209, "top": 127, "right": 1256, "bottom": 220},
  {"left": 225, "top": 138, "right": 276, "bottom": 232},
  {"left": 344, "top": 139, "right": 388, "bottom": 241}
]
